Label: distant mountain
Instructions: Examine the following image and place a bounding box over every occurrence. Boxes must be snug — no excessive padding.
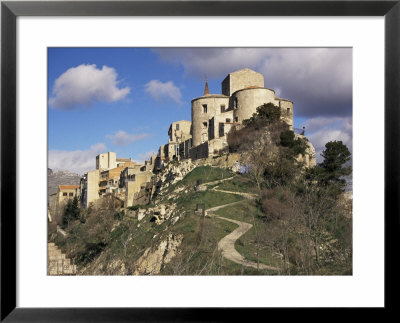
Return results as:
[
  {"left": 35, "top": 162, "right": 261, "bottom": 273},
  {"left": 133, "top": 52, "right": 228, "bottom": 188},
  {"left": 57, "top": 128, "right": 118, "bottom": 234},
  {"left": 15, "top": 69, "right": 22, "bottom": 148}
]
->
[{"left": 48, "top": 168, "right": 80, "bottom": 196}]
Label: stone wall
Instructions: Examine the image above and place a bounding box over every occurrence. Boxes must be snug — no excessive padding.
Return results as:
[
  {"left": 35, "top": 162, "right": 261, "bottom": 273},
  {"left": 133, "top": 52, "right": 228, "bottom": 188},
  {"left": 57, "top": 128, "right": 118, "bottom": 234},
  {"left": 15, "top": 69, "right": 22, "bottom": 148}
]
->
[
  {"left": 208, "top": 111, "right": 234, "bottom": 140},
  {"left": 221, "top": 68, "right": 264, "bottom": 96},
  {"left": 125, "top": 171, "right": 153, "bottom": 207},
  {"left": 168, "top": 120, "right": 191, "bottom": 143},
  {"left": 208, "top": 138, "right": 229, "bottom": 157},
  {"left": 232, "top": 87, "right": 275, "bottom": 123},
  {"left": 275, "top": 98, "right": 294, "bottom": 129},
  {"left": 190, "top": 142, "right": 209, "bottom": 160},
  {"left": 85, "top": 169, "right": 100, "bottom": 208},
  {"left": 96, "top": 152, "right": 117, "bottom": 170},
  {"left": 191, "top": 95, "right": 229, "bottom": 147}
]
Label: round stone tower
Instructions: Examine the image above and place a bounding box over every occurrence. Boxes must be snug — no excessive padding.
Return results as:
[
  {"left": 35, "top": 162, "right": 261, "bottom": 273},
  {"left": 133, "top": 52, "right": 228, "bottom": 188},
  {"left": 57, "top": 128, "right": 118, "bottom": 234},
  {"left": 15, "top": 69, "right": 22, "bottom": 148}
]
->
[
  {"left": 191, "top": 95, "right": 229, "bottom": 147},
  {"left": 232, "top": 87, "right": 275, "bottom": 123}
]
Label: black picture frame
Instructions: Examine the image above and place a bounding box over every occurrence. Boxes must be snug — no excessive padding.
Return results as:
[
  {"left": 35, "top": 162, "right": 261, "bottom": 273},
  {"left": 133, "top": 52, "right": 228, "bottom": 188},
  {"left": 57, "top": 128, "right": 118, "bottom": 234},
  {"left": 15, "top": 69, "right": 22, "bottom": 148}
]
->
[{"left": 1, "top": 1, "right": 399, "bottom": 321}]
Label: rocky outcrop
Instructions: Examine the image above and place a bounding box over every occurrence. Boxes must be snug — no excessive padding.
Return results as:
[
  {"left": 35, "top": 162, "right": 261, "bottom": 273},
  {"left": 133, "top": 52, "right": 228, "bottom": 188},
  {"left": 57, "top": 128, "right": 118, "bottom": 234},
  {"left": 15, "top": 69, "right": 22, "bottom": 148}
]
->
[
  {"left": 159, "top": 160, "right": 196, "bottom": 186},
  {"left": 151, "top": 159, "right": 196, "bottom": 199},
  {"left": 133, "top": 233, "right": 183, "bottom": 275},
  {"left": 149, "top": 203, "right": 177, "bottom": 225},
  {"left": 137, "top": 209, "right": 146, "bottom": 221},
  {"left": 294, "top": 134, "right": 316, "bottom": 168}
]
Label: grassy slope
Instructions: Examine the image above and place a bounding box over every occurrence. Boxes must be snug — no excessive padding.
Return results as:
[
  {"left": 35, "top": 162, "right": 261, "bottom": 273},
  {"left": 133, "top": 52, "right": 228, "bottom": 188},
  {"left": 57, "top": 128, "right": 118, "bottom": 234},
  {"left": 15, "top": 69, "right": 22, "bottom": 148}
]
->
[
  {"left": 213, "top": 200, "right": 282, "bottom": 271},
  {"left": 158, "top": 167, "right": 279, "bottom": 275},
  {"left": 215, "top": 176, "right": 259, "bottom": 194},
  {"left": 53, "top": 165, "right": 277, "bottom": 275}
]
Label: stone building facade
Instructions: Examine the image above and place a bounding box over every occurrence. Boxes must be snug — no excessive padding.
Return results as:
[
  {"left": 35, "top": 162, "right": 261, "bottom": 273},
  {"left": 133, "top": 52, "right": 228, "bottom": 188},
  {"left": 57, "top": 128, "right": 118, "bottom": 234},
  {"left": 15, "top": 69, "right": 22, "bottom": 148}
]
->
[
  {"left": 189, "top": 68, "right": 294, "bottom": 159},
  {"left": 119, "top": 166, "right": 154, "bottom": 207},
  {"left": 159, "top": 120, "right": 192, "bottom": 161},
  {"left": 96, "top": 152, "right": 117, "bottom": 170},
  {"left": 57, "top": 185, "right": 80, "bottom": 204},
  {"left": 157, "top": 68, "right": 297, "bottom": 161},
  {"left": 81, "top": 153, "right": 157, "bottom": 208},
  {"left": 96, "top": 152, "right": 134, "bottom": 171}
]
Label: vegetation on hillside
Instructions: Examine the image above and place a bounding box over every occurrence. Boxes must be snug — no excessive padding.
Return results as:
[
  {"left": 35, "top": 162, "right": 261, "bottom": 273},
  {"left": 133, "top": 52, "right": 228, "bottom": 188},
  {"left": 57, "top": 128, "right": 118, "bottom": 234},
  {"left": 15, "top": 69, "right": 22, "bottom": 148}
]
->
[
  {"left": 48, "top": 105, "right": 352, "bottom": 276},
  {"left": 225, "top": 105, "right": 352, "bottom": 274}
]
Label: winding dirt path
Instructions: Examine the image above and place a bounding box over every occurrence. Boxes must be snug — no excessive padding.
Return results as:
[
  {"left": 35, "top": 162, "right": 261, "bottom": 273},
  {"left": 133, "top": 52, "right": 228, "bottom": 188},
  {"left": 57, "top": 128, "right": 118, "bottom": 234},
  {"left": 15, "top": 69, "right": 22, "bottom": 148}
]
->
[
  {"left": 211, "top": 187, "right": 258, "bottom": 200},
  {"left": 206, "top": 188, "right": 279, "bottom": 271}
]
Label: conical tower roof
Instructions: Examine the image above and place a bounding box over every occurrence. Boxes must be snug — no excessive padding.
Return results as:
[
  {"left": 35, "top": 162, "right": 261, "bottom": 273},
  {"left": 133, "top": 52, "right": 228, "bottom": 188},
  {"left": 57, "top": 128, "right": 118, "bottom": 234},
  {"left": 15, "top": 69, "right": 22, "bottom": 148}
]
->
[{"left": 203, "top": 80, "right": 210, "bottom": 96}]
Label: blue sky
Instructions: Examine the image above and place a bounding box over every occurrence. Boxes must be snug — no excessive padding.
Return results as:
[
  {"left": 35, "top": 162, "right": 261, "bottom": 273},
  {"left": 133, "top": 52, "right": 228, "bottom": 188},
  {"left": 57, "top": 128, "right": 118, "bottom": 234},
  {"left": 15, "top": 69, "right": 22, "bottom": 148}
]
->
[{"left": 48, "top": 48, "right": 352, "bottom": 174}]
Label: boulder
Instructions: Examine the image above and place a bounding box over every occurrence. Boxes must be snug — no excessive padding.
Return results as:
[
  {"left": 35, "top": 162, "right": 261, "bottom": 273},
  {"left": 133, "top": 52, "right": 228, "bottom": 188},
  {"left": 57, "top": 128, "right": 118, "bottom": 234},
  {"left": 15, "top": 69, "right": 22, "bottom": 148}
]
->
[
  {"left": 159, "top": 204, "right": 166, "bottom": 216},
  {"left": 137, "top": 209, "right": 146, "bottom": 221}
]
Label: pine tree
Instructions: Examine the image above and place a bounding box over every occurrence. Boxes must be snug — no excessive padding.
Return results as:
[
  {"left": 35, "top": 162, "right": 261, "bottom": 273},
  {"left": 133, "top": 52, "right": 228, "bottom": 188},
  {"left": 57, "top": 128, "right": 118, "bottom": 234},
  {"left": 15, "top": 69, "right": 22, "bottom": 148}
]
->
[
  {"left": 62, "top": 196, "right": 80, "bottom": 228},
  {"left": 319, "top": 140, "right": 352, "bottom": 191}
]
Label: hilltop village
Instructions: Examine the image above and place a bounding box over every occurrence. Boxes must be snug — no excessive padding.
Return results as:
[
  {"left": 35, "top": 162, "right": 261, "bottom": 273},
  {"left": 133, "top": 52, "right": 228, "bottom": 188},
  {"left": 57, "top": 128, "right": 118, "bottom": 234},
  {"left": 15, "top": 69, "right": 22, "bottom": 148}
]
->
[
  {"left": 47, "top": 67, "right": 355, "bottom": 277},
  {"left": 49, "top": 68, "right": 313, "bottom": 216},
  {"left": 49, "top": 68, "right": 316, "bottom": 216}
]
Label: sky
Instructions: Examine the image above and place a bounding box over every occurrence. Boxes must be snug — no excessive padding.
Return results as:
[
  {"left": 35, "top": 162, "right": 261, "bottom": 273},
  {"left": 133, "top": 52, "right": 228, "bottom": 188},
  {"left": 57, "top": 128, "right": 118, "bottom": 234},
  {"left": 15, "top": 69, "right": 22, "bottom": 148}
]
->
[{"left": 48, "top": 48, "right": 352, "bottom": 175}]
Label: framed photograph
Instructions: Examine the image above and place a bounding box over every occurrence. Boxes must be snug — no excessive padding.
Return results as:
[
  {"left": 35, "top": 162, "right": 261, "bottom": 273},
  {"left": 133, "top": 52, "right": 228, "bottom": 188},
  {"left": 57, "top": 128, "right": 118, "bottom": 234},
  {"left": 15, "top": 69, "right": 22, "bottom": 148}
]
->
[{"left": 1, "top": 0, "right": 399, "bottom": 321}]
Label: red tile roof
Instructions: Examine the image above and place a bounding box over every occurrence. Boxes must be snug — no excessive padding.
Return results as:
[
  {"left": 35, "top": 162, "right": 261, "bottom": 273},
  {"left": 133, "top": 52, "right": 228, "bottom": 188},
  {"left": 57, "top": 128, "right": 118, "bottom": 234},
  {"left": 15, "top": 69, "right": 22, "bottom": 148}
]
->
[{"left": 59, "top": 185, "right": 79, "bottom": 190}]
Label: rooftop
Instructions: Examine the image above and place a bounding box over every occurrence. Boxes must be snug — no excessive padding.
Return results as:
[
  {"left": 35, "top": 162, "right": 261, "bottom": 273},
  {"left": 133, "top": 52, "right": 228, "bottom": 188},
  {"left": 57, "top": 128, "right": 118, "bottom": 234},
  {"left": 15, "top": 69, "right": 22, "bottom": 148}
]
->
[
  {"left": 59, "top": 185, "right": 79, "bottom": 190},
  {"left": 191, "top": 94, "right": 229, "bottom": 102},
  {"left": 232, "top": 86, "right": 275, "bottom": 95},
  {"left": 170, "top": 120, "right": 191, "bottom": 125}
]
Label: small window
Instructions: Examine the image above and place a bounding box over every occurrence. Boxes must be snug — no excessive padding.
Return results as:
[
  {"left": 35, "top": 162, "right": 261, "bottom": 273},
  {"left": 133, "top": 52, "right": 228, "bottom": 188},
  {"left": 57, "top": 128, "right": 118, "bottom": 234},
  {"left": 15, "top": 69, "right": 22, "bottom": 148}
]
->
[
  {"left": 226, "top": 118, "right": 231, "bottom": 123},
  {"left": 202, "top": 104, "right": 207, "bottom": 113},
  {"left": 287, "top": 108, "right": 290, "bottom": 116},
  {"left": 235, "top": 117, "right": 238, "bottom": 122},
  {"left": 69, "top": 192, "right": 73, "bottom": 197},
  {"left": 176, "top": 124, "right": 180, "bottom": 130},
  {"left": 234, "top": 98, "right": 238, "bottom": 109},
  {"left": 220, "top": 105, "right": 225, "bottom": 113},
  {"left": 63, "top": 192, "right": 67, "bottom": 196},
  {"left": 203, "top": 122, "right": 207, "bottom": 129}
]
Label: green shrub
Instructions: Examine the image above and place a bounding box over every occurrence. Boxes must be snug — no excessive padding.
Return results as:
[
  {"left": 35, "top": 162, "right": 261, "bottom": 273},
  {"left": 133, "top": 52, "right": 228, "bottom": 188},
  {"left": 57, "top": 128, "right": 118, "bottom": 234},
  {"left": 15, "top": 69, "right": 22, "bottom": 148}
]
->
[
  {"left": 128, "top": 205, "right": 142, "bottom": 211},
  {"left": 280, "top": 130, "right": 307, "bottom": 156},
  {"left": 114, "top": 210, "right": 125, "bottom": 220}
]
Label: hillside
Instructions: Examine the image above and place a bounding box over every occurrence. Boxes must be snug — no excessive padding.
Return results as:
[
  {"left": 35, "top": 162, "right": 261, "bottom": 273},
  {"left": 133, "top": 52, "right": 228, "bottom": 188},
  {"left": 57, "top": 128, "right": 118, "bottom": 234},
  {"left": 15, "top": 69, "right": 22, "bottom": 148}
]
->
[
  {"left": 48, "top": 168, "right": 80, "bottom": 196},
  {"left": 50, "top": 161, "right": 352, "bottom": 276}
]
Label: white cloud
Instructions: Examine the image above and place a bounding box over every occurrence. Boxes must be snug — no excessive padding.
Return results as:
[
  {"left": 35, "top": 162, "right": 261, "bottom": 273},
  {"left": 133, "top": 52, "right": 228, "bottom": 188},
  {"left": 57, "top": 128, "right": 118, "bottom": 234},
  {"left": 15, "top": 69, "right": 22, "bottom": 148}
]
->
[
  {"left": 106, "top": 130, "right": 149, "bottom": 146},
  {"left": 154, "top": 48, "right": 352, "bottom": 117},
  {"left": 48, "top": 143, "right": 106, "bottom": 175},
  {"left": 306, "top": 116, "right": 353, "bottom": 163},
  {"left": 49, "top": 64, "right": 130, "bottom": 109},
  {"left": 154, "top": 48, "right": 266, "bottom": 79},
  {"left": 260, "top": 48, "right": 352, "bottom": 117},
  {"left": 135, "top": 151, "right": 157, "bottom": 163},
  {"left": 145, "top": 80, "right": 183, "bottom": 104}
]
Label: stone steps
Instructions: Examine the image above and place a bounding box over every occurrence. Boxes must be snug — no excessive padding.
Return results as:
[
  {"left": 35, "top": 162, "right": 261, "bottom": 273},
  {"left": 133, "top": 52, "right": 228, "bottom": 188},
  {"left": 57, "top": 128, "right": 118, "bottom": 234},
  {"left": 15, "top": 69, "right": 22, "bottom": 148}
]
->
[{"left": 47, "top": 243, "right": 76, "bottom": 275}]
